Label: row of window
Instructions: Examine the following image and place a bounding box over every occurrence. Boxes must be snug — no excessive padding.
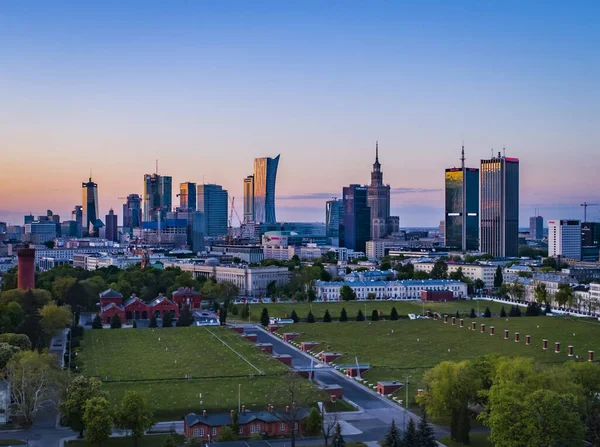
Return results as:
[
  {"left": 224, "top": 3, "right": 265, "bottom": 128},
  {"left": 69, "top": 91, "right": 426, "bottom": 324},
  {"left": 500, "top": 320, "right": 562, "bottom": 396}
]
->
[{"left": 193, "top": 423, "right": 290, "bottom": 437}]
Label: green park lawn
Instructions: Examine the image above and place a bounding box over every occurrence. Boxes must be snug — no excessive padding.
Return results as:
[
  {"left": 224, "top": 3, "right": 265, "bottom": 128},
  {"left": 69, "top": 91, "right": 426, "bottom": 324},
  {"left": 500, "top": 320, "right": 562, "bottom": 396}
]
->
[
  {"left": 288, "top": 316, "right": 600, "bottom": 408},
  {"left": 241, "top": 300, "right": 506, "bottom": 323},
  {"left": 65, "top": 434, "right": 185, "bottom": 446}
]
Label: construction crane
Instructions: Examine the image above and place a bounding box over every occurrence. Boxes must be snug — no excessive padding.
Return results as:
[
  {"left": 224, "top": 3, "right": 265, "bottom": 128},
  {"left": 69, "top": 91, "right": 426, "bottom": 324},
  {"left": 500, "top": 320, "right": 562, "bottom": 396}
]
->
[{"left": 580, "top": 202, "right": 600, "bottom": 222}]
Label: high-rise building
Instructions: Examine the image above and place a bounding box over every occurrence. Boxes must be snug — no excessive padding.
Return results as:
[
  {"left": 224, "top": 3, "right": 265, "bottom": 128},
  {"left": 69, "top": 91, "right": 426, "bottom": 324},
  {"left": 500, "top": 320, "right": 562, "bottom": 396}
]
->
[
  {"left": 24, "top": 214, "right": 34, "bottom": 225},
  {"left": 342, "top": 185, "right": 370, "bottom": 252},
  {"left": 548, "top": 219, "right": 581, "bottom": 260},
  {"left": 179, "top": 182, "right": 197, "bottom": 212},
  {"left": 167, "top": 210, "right": 205, "bottom": 252},
  {"left": 72, "top": 206, "right": 83, "bottom": 227},
  {"left": 123, "top": 194, "right": 142, "bottom": 231},
  {"left": 105, "top": 209, "right": 118, "bottom": 242},
  {"left": 367, "top": 142, "right": 391, "bottom": 239},
  {"left": 82, "top": 177, "right": 99, "bottom": 236},
  {"left": 326, "top": 198, "right": 344, "bottom": 242},
  {"left": 529, "top": 215, "right": 543, "bottom": 240},
  {"left": 24, "top": 221, "right": 56, "bottom": 244},
  {"left": 143, "top": 174, "right": 172, "bottom": 222},
  {"left": 445, "top": 146, "right": 479, "bottom": 251},
  {"left": 582, "top": 222, "right": 600, "bottom": 247},
  {"left": 197, "top": 184, "right": 228, "bottom": 236},
  {"left": 243, "top": 175, "right": 255, "bottom": 223},
  {"left": 480, "top": 153, "right": 519, "bottom": 257},
  {"left": 61, "top": 220, "right": 82, "bottom": 238},
  {"left": 253, "top": 155, "right": 280, "bottom": 224}
]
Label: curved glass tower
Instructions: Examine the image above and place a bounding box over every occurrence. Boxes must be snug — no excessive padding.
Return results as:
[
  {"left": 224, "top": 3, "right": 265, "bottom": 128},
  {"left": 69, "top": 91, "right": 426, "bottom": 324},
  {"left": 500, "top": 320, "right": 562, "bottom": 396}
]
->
[{"left": 253, "top": 155, "right": 280, "bottom": 224}]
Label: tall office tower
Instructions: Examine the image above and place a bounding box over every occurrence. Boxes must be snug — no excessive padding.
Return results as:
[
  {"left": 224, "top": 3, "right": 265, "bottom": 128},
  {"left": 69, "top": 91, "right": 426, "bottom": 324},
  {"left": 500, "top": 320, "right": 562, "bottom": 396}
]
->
[
  {"left": 24, "top": 214, "right": 34, "bottom": 225},
  {"left": 480, "top": 152, "right": 519, "bottom": 257},
  {"left": 82, "top": 177, "right": 99, "bottom": 236},
  {"left": 122, "top": 194, "right": 142, "bottom": 231},
  {"left": 253, "top": 155, "right": 280, "bottom": 224},
  {"left": 179, "top": 182, "right": 197, "bottom": 211},
  {"left": 72, "top": 206, "right": 83, "bottom": 227},
  {"left": 243, "top": 175, "right": 255, "bottom": 223},
  {"left": 197, "top": 184, "right": 228, "bottom": 236},
  {"left": 342, "top": 185, "right": 371, "bottom": 252},
  {"left": 143, "top": 174, "right": 172, "bottom": 222},
  {"left": 325, "top": 198, "right": 344, "bottom": 241},
  {"left": 529, "top": 215, "right": 543, "bottom": 240},
  {"left": 445, "top": 146, "right": 480, "bottom": 251},
  {"left": 367, "top": 143, "right": 391, "bottom": 238},
  {"left": 582, "top": 222, "right": 600, "bottom": 247},
  {"left": 548, "top": 220, "right": 581, "bottom": 260},
  {"left": 105, "top": 209, "right": 118, "bottom": 242}
]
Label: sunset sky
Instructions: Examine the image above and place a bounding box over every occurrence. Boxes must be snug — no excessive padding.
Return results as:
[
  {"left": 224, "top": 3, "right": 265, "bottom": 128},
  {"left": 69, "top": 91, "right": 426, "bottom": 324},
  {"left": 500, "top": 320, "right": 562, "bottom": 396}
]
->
[{"left": 1, "top": 1, "right": 598, "bottom": 227}]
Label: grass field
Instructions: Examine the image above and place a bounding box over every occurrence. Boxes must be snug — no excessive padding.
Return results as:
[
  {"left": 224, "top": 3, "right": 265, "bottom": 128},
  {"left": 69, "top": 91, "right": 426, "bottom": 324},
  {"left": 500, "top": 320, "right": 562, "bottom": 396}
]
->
[
  {"left": 287, "top": 316, "right": 600, "bottom": 408},
  {"left": 65, "top": 434, "right": 185, "bottom": 446},
  {"left": 240, "top": 300, "right": 506, "bottom": 323}
]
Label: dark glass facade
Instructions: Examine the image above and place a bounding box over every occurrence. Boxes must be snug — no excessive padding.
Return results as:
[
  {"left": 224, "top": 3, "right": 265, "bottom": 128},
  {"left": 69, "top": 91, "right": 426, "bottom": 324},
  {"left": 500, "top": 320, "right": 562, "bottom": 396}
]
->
[
  {"left": 197, "top": 184, "right": 228, "bottom": 236},
  {"left": 582, "top": 222, "right": 600, "bottom": 247},
  {"left": 82, "top": 177, "right": 99, "bottom": 236},
  {"left": 123, "top": 194, "right": 142, "bottom": 230},
  {"left": 445, "top": 168, "right": 479, "bottom": 250},
  {"left": 325, "top": 199, "right": 343, "bottom": 239},
  {"left": 105, "top": 209, "right": 118, "bottom": 242},
  {"left": 253, "top": 155, "right": 280, "bottom": 224},
  {"left": 342, "top": 185, "right": 370, "bottom": 252},
  {"left": 179, "top": 182, "right": 197, "bottom": 212},
  {"left": 143, "top": 174, "right": 172, "bottom": 222}
]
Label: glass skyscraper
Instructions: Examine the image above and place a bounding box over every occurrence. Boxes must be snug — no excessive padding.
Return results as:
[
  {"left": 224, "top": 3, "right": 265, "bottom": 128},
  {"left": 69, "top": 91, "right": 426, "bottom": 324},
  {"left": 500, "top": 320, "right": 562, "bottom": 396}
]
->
[
  {"left": 197, "top": 184, "right": 228, "bottom": 236},
  {"left": 243, "top": 175, "right": 255, "bottom": 223},
  {"left": 445, "top": 162, "right": 479, "bottom": 250},
  {"left": 143, "top": 174, "right": 172, "bottom": 222},
  {"left": 82, "top": 177, "right": 99, "bottom": 236},
  {"left": 325, "top": 198, "right": 344, "bottom": 240},
  {"left": 342, "top": 185, "right": 370, "bottom": 252},
  {"left": 253, "top": 155, "right": 280, "bottom": 224},
  {"left": 123, "top": 194, "right": 142, "bottom": 231},
  {"left": 179, "top": 182, "right": 197, "bottom": 211},
  {"left": 480, "top": 153, "right": 519, "bottom": 257}
]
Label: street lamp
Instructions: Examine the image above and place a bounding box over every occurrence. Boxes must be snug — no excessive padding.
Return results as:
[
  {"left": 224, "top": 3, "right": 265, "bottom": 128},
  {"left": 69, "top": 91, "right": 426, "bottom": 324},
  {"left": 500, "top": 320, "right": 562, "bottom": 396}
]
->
[{"left": 403, "top": 375, "right": 411, "bottom": 431}]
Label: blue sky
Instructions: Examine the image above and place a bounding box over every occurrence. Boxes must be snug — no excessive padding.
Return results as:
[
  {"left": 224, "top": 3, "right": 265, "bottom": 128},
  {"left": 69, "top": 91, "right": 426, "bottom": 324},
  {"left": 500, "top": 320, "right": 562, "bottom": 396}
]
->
[{"left": 0, "top": 1, "right": 598, "bottom": 226}]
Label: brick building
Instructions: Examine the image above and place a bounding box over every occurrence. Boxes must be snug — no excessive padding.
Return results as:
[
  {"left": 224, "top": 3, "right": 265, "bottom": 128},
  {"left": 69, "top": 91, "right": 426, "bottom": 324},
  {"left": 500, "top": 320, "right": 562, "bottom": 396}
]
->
[
  {"left": 171, "top": 287, "right": 202, "bottom": 309},
  {"left": 98, "top": 289, "right": 180, "bottom": 323}
]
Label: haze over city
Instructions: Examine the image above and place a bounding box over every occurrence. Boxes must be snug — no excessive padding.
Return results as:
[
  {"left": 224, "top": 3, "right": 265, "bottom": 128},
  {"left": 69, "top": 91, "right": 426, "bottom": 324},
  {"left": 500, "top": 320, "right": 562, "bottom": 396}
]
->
[{"left": 1, "top": 1, "right": 599, "bottom": 226}]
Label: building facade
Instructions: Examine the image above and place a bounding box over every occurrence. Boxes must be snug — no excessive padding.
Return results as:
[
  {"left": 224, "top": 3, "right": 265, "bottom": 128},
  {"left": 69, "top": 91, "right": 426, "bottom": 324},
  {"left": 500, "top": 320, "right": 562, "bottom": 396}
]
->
[
  {"left": 82, "top": 177, "right": 99, "bottom": 236},
  {"left": 253, "top": 155, "right": 280, "bottom": 224},
  {"left": 122, "top": 194, "right": 142, "bottom": 231},
  {"left": 105, "top": 209, "right": 118, "bottom": 242},
  {"left": 24, "top": 221, "right": 57, "bottom": 244},
  {"left": 316, "top": 279, "right": 467, "bottom": 300},
  {"left": 413, "top": 262, "right": 496, "bottom": 288},
  {"left": 548, "top": 219, "right": 581, "bottom": 260},
  {"left": 480, "top": 153, "right": 519, "bottom": 257},
  {"left": 243, "top": 175, "right": 255, "bottom": 223},
  {"left": 143, "top": 173, "right": 172, "bottom": 222},
  {"left": 325, "top": 198, "right": 343, "bottom": 243},
  {"left": 367, "top": 143, "right": 391, "bottom": 235},
  {"left": 196, "top": 184, "right": 228, "bottom": 236},
  {"left": 342, "top": 184, "right": 370, "bottom": 252},
  {"left": 529, "top": 215, "right": 543, "bottom": 240},
  {"left": 179, "top": 182, "right": 197, "bottom": 212}
]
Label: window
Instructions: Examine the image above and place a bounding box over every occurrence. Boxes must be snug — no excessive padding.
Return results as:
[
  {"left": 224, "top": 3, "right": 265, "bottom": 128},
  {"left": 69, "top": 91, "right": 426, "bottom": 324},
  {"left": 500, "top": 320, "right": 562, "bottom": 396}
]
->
[
  {"left": 193, "top": 429, "right": 200, "bottom": 437},
  {"left": 250, "top": 425, "right": 256, "bottom": 433},
  {"left": 238, "top": 427, "right": 244, "bottom": 435},
  {"left": 212, "top": 428, "right": 217, "bottom": 436},
  {"left": 294, "top": 422, "right": 299, "bottom": 430},
  {"left": 280, "top": 423, "right": 286, "bottom": 432}
]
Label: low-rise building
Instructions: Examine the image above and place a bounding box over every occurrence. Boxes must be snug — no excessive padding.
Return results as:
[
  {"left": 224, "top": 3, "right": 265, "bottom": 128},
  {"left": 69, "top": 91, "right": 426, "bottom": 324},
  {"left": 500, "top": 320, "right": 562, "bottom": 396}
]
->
[
  {"left": 414, "top": 262, "right": 496, "bottom": 288},
  {"left": 315, "top": 279, "right": 467, "bottom": 300}
]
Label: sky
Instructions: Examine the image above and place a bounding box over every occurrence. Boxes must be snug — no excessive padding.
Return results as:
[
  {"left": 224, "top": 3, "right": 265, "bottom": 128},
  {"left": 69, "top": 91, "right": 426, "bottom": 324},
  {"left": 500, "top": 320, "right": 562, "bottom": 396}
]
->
[{"left": 0, "top": 1, "right": 599, "bottom": 227}]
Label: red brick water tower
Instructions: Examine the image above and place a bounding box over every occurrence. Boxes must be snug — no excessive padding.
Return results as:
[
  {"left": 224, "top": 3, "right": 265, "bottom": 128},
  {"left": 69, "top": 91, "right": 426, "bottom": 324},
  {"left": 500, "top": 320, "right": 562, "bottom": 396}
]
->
[{"left": 17, "top": 246, "right": 36, "bottom": 290}]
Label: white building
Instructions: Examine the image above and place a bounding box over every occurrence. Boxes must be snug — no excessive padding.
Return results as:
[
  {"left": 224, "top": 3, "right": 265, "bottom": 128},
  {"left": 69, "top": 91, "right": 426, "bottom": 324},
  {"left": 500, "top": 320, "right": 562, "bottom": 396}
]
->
[
  {"left": 162, "top": 262, "right": 289, "bottom": 297},
  {"left": 588, "top": 283, "right": 600, "bottom": 314},
  {"left": 413, "top": 262, "right": 496, "bottom": 288},
  {"left": 548, "top": 220, "right": 581, "bottom": 260},
  {"left": 315, "top": 279, "right": 467, "bottom": 300},
  {"left": 366, "top": 241, "right": 386, "bottom": 259},
  {"left": 73, "top": 253, "right": 168, "bottom": 271}
]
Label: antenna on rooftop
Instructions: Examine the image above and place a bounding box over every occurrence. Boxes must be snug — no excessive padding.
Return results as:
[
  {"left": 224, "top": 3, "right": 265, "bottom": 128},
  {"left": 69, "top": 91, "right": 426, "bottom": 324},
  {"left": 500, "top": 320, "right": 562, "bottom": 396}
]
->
[{"left": 155, "top": 159, "right": 159, "bottom": 175}]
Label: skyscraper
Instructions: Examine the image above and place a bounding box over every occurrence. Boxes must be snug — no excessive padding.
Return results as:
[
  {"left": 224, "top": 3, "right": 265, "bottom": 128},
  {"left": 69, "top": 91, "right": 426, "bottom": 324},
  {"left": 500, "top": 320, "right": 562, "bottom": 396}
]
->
[
  {"left": 529, "top": 215, "right": 543, "bottom": 240},
  {"left": 123, "top": 194, "right": 142, "bottom": 231},
  {"left": 143, "top": 174, "right": 172, "bottom": 222},
  {"left": 243, "top": 175, "right": 255, "bottom": 223},
  {"left": 197, "top": 184, "right": 228, "bottom": 236},
  {"left": 105, "top": 209, "right": 118, "bottom": 242},
  {"left": 325, "top": 198, "right": 344, "bottom": 242},
  {"left": 445, "top": 146, "right": 479, "bottom": 251},
  {"left": 82, "top": 177, "right": 99, "bottom": 236},
  {"left": 179, "top": 182, "right": 197, "bottom": 211},
  {"left": 549, "top": 220, "right": 581, "bottom": 260},
  {"left": 480, "top": 153, "right": 519, "bottom": 257},
  {"left": 72, "top": 206, "right": 83, "bottom": 227},
  {"left": 253, "top": 155, "right": 280, "bottom": 224},
  {"left": 342, "top": 185, "right": 370, "bottom": 252}
]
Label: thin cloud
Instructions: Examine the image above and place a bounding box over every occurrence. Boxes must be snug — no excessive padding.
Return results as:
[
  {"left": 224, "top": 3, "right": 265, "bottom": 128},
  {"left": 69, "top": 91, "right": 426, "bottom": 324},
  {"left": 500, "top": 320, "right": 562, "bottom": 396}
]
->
[
  {"left": 278, "top": 193, "right": 338, "bottom": 200},
  {"left": 392, "top": 187, "right": 442, "bottom": 194}
]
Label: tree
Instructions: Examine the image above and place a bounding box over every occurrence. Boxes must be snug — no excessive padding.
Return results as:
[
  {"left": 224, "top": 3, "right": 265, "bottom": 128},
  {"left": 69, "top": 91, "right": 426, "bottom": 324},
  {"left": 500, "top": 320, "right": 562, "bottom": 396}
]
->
[
  {"left": 323, "top": 310, "right": 332, "bottom": 323},
  {"left": 51, "top": 276, "right": 77, "bottom": 302},
  {"left": 0, "top": 343, "right": 20, "bottom": 370},
  {"left": 484, "top": 306, "right": 491, "bottom": 318},
  {"left": 163, "top": 436, "right": 178, "bottom": 447},
  {"left": 231, "top": 409, "right": 239, "bottom": 437},
  {"left": 525, "top": 302, "right": 542, "bottom": 317},
  {"left": 455, "top": 310, "right": 460, "bottom": 319},
  {"left": 473, "top": 278, "right": 486, "bottom": 293},
  {"left": 534, "top": 282, "right": 549, "bottom": 306},
  {"left": 149, "top": 315, "right": 158, "bottom": 328},
  {"left": 0, "top": 301, "right": 25, "bottom": 334},
  {"left": 506, "top": 280, "right": 525, "bottom": 301},
  {"left": 339, "top": 307, "right": 348, "bottom": 322},
  {"left": 403, "top": 418, "right": 418, "bottom": 446},
  {"left": 291, "top": 310, "right": 299, "bottom": 323},
  {"left": 430, "top": 259, "right": 449, "bottom": 280},
  {"left": 241, "top": 304, "right": 250, "bottom": 320},
  {"left": 110, "top": 314, "right": 122, "bottom": 329},
  {"left": 306, "top": 310, "right": 316, "bottom": 323},
  {"left": 494, "top": 266, "right": 503, "bottom": 288},
  {"left": 390, "top": 307, "right": 399, "bottom": 321},
  {"left": 60, "top": 376, "right": 107, "bottom": 438},
  {"left": 356, "top": 309, "right": 365, "bottom": 322},
  {"left": 469, "top": 308, "right": 476, "bottom": 318},
  {"left": 0, "top": 333, "right": 31, "bottom": 351},
  {"left": 555, "top": 283, "right": 574, "bottom": 307},
  {"left": 162, "top": 311, "right": 173, "bottom": 328},
  {"left": 83, "top": 397, "right": 113, "bottom": 446},
  {"left": 92, "top": 315, "right": 103, "bottom": 329},
  {"left": 260, "top": 308, "right": 270, "bottom": 326},
  {"left": 40, "top": 302, "right": 72, "bottom": 339},
  {"left": 340, "top": 285, "right": 356, "bottom": 302},
  {"left": 499, "top": 306, "right": 506, "bottom": 318},
  {"left": 371, "top": 310, "right": 379, "bottom": 321},
  {"left": 385, "top": 420, "right": 402, "bottom": 447},
  {"left": 6, "top": 350, "right": 63, "bottom": 424},
  {"left": 331, "top": 422, "right": 345, "bottom": 447},
  {"left": 416, "top": 412, "right": 437, "bottom": 447},
  {"left": 449, "top": 267, "right": 466, "bottom": 282},
  {"left": 17, "top": 290, "right": 44, "bottom": 349},
  {"left": 305, "top": 407, "right": 322, "bottom": 435},
  {"left": 219, "top": 307, "right": 228, "bottom": 325},
  {"left": 176, "top": 306, "right": 194, "bottom": 327},
  {"left": 115, "top": 391, "right": 154, "bottom": 447},
  {"left": 217, "top": 425, "right": 237, "bottom": 442},
  {"left": 413, "top": 271, "right": 430, "bottom": 280}
]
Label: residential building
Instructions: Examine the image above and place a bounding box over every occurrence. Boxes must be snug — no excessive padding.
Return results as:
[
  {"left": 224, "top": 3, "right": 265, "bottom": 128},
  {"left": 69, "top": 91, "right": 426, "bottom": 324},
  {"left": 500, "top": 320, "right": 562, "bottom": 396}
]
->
[
  {"left": 243, "top": 175, "right": 255, "bottom": 223},
  {"left": 122, "top": 194, "right": 142, "bottom": 231},
  {"left": 366, "top": 240, "right": 386, "bottom": 259},
  {"left": 315, "top": 279, "right": 467, "bottom": 300},
  {"left": 82, "top": 177, "right": 99, "bottom": 236},
  {"left": 413, "top": 262, "right": 496, "bottom": 288},
  {"left": 105, "top": 209, "right": 118, "bottom": 242},
  {"left": 24, "top": 221, "right": 56, "bottom": 244},
  {"left": 143, "top": 173, "right": 172, "bottom": 222},
  {"left": 342, "top": 184, "right": 370, "bottom": 252},
  {"left": 252, "top": 155, "right": 280, "bottom": 224},
  {"left": 197, "top": 184, "right": 228, "bottom": 236},
  {"left": 445, "top": 146, "right": 479, "bottom": 250},
  {"left": 480, "top": 153, "right": 519, "bottom": 257},
  {"left": 548, "top": 220, "right": 581, "bottom": 260},
  {"left": 589, "top": 283, "right": 600, "bottom": 314},
  {"left": 179, "top": 182, "right": 197, "bottom": 211},
  {"left": 529, "top": 215, "right": 543, "bottom": 240}
]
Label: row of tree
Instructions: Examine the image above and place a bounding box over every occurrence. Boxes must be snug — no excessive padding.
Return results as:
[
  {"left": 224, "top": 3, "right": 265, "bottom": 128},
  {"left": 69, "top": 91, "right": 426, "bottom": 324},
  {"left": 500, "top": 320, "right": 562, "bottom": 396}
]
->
[{"left": 259, "top": 307, "right": 403, "bottom": 326}]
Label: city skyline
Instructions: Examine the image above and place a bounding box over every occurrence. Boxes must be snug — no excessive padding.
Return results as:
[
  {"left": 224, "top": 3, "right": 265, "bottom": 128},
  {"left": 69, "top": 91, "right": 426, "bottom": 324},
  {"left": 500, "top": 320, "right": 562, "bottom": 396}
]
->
[{"left": 0, "top": 2, "right": 599, "bottom": 226}]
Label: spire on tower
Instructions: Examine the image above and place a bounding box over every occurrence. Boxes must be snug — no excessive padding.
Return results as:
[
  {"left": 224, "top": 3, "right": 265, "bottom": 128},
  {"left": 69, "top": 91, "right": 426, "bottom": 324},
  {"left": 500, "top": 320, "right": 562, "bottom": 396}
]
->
[{"left": 375, "top": 141, "right": 379, "bottom": 163}]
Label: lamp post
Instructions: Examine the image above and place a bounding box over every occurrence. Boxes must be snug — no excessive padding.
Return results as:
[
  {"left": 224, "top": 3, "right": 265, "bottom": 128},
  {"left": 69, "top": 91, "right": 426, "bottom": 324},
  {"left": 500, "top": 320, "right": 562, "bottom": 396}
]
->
[{"left": 403, "top": 375, "right": 411, "bottom": 431}]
